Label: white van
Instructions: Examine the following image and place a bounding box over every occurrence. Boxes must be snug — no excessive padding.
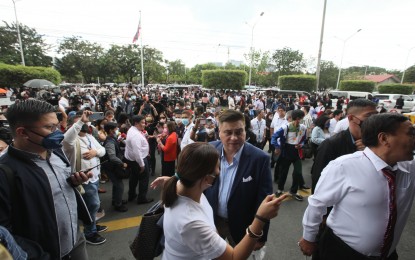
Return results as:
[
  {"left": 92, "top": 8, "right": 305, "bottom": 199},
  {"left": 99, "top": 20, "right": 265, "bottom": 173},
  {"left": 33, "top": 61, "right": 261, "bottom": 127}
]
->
[{"left": 329, "top": 90, "right": 372, "bottom": 108}]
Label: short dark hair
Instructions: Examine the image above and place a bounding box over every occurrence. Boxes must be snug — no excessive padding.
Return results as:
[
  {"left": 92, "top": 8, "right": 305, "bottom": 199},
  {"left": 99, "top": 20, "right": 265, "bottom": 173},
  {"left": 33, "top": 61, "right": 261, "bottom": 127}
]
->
[
  {"left": 104, "top": 122, "right": 118, "bottom": 134},
  {"left": 302, "top": 105, "right": 310, "bottom": 113},
  {"left": 362, "top": 113, "right": 409, "bottom": 147},
  {"left": 314, "top": 115, "right": 330, "bottom": 129},
  {"left": 6, "top": 99, "right": 56, "bottom": 136},
  {"left": 291, "top": 109, "right": 305, "bottom": 121},
  {"left": 131, "top": 115, "right": 145, "bottom": 125},
  {"left": 346, "top": 99, "right": 376, "bottom": 114},
  {"left": 162, "top": 143, "right": 219, "bottom": 207},
  {"left": 218, "top": 110, "right": 245, "bottom": 125},
  {"left": 333, "top": 109, "right": 343, "bottom": 117}
]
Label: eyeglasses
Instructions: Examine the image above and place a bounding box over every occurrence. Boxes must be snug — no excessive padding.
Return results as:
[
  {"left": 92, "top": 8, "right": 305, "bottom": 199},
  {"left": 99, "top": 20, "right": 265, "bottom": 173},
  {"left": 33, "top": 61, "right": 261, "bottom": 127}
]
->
[{"left": 26, "top": 124, "right": 59, "bottom": 132}]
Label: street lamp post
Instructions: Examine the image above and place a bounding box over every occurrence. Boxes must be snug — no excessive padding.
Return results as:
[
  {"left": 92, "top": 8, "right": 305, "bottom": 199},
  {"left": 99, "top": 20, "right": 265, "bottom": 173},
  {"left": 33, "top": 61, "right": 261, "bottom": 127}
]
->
[
  {"left": 315, "top": 0, "right": 327, "bottom": 92},
  {"left": 335, "top": 29, "right": 362, "bottom": 89},
  {"left": 12, "top": 0, "right": 25, "bottom": 66},
  {"left": 248, "top": 12, "right": 264, "bottom": 87},
  {"left": 401, "top": 47, "right": 415, "bottom": 84}
]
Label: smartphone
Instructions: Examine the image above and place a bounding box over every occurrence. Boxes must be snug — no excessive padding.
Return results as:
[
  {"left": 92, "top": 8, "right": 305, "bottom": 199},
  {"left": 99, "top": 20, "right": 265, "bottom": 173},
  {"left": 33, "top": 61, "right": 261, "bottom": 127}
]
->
[
  {"left": 199, "top": 119, "right": 206, "bottom": 125},
  {"left": 56, "top": 112, "right": 63, "bottom": 122},
  {"left": 66, "top": 160, "right": 108, "bottom": 183},
  {"left": 89, "top": 112, "right": 104, "bottom": 121}
]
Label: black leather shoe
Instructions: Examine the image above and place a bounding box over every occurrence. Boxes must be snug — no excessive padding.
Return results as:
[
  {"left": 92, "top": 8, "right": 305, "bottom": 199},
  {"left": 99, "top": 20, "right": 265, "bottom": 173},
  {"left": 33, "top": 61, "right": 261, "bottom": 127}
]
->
[
  {"left": 137, "top": 198, "right": 154, "bottom": 205},
  {"left": 128, "top": 195, "right": 137, "bottom": 202}
]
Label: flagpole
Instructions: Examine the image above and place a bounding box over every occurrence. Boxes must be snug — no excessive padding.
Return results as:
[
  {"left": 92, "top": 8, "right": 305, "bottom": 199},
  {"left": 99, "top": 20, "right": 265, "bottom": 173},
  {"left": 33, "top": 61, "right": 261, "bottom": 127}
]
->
[{"left": 140, "top": 11, "right": 145, "bottom": 88}]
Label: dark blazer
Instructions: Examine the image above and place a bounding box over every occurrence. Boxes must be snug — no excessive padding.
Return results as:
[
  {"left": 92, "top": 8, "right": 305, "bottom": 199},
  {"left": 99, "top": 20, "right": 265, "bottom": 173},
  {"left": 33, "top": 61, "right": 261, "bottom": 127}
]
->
[
  {"left": 205, "top": 141, "right": 273, "bottom": 244},
  {"left": 311, "top": 129, "right": 356, "bottom": 193}
]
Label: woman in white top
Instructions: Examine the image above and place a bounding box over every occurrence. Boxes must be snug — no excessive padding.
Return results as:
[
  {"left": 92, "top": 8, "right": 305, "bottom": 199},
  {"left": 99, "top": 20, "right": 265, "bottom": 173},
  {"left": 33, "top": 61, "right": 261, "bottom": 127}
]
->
[
  {"left": 310, "top": 115, "right": 330, "bottom": 158},
  {"left": 151, "top": 143, "right": 287, "bottom": 260}
]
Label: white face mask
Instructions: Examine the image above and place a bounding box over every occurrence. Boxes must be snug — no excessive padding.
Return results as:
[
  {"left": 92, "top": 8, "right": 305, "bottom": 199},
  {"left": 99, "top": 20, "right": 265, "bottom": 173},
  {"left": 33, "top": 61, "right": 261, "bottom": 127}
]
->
[
  {"left": 175, "top": 118, "right": 182, "bottom": 124},
  {"left": 87, "top": 122, "right": 92, "bottom": 126},
  {"left": 206, "top": 128, "right": 214, "bottom": 135}
]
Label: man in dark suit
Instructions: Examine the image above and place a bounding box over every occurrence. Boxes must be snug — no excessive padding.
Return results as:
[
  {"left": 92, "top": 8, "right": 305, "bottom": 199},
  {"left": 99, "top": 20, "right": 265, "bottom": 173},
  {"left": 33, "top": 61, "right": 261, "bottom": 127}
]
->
[
  {"left": 205, "top": 110, "right": 273, "bottom": 250},
  {"left": 311, "top": 99, "right": 377, "bottom": 193}
]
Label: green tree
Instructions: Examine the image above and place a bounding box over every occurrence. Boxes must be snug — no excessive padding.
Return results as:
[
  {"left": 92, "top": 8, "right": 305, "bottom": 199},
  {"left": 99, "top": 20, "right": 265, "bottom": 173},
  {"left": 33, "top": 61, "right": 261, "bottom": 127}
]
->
[
  {"left": 318, "top": 61, "right": 339, "bottom": 91},
  {"left": 167, "top": 59, "right": 186, "bottom": 83},
  {"left": 141, "top": 46, "right": 165, "bottom": 84},
  {"left": 0, "top": 22, "right": 52, "bottom": 67},
  {"left": 272, "top": 47, "right": 306, "bottom": 76},
  {"left": 56, "top": 36, "right": 104, "bottom": 83},
  {"left": 403, "top": 65, "right": 415, "bottom": 83},
  {"left": 188, "top": 63, "right": 220, "bottom": 84}
]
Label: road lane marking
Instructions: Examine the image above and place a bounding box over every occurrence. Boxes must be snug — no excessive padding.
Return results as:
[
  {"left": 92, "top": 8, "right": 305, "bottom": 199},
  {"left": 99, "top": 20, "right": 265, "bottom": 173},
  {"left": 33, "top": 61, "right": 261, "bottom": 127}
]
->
[{"left": 97, "top": 215, "right": 143, "bottom": 232}]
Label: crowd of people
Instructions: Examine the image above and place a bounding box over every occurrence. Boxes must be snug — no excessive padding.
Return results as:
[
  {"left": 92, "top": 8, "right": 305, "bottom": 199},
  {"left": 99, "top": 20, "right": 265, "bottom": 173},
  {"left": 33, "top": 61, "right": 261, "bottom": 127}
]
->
[{"left": 0, "top": 83, "right": 413, "bottom": 260}]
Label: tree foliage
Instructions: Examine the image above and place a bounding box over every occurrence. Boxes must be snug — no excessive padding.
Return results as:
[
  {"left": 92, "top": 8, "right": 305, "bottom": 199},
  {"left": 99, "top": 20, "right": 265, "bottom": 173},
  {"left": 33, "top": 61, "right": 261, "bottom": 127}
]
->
[
  {"left": 318, "top": 61, "right": 338, "bottom": 91},
  {"left": 278, "top": 75, "right": 316, "bottom": 93},
  {"left": 272, "top": 47, "right": 306, "bottom": 75},
  {"left": 202, "top": 70, "right": 246, "bottom": 90},
  {"left": 403, "top": 65, "right": 415, "bottom": 83},
  {"left": 378, "top": 84, "right": 414, "bottom": 95},
  {"left": 0, "top": 21, "right": 52, "bottom": 67},
  {"left": 339, "top": 80, "right": 375, "bottom": 92}
]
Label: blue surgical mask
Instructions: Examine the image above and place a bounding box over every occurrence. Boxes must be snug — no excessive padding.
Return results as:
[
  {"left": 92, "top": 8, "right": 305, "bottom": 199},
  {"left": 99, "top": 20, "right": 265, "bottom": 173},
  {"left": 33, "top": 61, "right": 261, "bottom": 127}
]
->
[
  {"left": 325, "top": 122, "right": 330, "bottom": 129},
  {"left": 182, "top": 118, "right": 190, "bottom": 126},
  {"left": 28, "top": 129, "right": 64, "bottom": 150}
]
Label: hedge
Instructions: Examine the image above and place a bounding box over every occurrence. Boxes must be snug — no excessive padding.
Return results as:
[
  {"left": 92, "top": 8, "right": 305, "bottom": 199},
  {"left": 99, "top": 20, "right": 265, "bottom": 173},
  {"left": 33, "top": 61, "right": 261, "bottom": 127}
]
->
[
  {"left": 378, "top": 84, "right": 414, "bottom": 95},
  {"left": 278, "top": 75, "right": 316, "bottom": 93},
  {"left": 0, "top": 63, "right": 61, "bottom": 88},
  {"left": 339, "top": 80, "right": 374, "bottom": 92},
  {"left": 202, "top": 70, "right": 247, "bottom": 90}
]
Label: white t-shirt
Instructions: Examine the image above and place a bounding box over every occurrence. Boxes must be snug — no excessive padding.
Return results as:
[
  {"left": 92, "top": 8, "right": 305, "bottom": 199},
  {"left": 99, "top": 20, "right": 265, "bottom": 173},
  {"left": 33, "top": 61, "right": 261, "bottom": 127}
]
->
[
  {"left": 163, "top": 194, "right": 227, "bottom": 260},
  {"left": 333, "top": 117, "right": 349, "bottom": 134}
]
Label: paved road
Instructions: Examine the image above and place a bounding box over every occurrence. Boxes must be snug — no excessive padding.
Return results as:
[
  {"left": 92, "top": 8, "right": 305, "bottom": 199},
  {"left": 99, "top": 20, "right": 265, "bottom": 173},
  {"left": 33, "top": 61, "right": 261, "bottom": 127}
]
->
[{"left": 86, "top": 150, "right": 415, "bottom": 260}]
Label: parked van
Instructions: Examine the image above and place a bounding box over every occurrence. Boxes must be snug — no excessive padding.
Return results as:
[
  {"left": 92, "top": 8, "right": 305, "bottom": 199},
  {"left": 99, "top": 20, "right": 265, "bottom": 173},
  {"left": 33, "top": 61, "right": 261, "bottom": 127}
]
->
[{"left": 329, "top": 90, "right": 372, "bottom": 108}]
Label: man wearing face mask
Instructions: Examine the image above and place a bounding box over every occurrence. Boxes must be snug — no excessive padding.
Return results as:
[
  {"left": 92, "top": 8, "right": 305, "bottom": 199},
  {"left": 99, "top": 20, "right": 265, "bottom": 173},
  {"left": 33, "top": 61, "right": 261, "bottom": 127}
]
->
[
  {"left": 309, "top": 99, "right": 377, "bottom": 260},
  {"left": 0, "top": 99, "right": 92, "bottom": 259},
  {"left": 180, "top": 110, "right": 195, "bottom": 150},
  {"left": 62, "top": 110, "right": 107, "bottom": 245}
]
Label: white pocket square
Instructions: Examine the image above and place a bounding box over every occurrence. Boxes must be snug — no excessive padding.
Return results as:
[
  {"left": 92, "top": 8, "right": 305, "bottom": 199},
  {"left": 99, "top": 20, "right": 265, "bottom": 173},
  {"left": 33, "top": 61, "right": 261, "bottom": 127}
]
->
[{"left": 242, "top": 176, "right": 253, "bottom": 182}]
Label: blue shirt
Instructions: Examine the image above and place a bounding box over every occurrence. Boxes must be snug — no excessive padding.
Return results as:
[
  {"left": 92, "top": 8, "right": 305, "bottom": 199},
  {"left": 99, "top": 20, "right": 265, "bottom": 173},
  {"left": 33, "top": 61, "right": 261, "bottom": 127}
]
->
[{"left": 218, "top": 145, "right": 244, "bottom": 218}]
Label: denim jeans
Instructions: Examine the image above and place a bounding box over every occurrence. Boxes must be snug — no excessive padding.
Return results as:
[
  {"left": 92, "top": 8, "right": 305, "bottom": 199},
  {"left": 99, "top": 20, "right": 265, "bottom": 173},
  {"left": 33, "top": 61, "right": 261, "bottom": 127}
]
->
[
  {"left": 82, "top": 180, "right": 100, "bottom": 237},
  {"left": 0, "top": 226, "right": 27, "bottom": 260},
  {"left": 105, "top": 164, "right": 125, "bottom": 206},
  {"left": 127, "top": 157, "right": 150, "bottom": 201}
]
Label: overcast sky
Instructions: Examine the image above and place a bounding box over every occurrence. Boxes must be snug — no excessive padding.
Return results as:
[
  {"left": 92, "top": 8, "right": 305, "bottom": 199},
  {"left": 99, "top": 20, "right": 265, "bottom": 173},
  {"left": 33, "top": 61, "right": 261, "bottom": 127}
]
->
[{"left": 1, "top": 0, "right": 414, "bottom": 71}]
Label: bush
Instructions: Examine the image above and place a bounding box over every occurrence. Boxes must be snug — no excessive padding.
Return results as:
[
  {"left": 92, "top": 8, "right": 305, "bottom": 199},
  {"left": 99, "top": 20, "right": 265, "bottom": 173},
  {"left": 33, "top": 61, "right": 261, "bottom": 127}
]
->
[
  {"left": 0, "top": 63, "right": 61, "bottom": 88},
  {"left": 378, "top": 84, "right": 414, "bottom": 95},
  {"left": 339, "top": 80, "right": 374, "bottom": 92},
  {"left": 278, "top": 75, "right": 316, "bottom": 93},
  {"left": 202, "top": 70, "right": 247, "bottom": 90}
]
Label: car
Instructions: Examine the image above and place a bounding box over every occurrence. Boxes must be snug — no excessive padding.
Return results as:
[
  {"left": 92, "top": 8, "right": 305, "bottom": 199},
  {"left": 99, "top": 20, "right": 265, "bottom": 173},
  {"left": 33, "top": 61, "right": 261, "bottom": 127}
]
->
[{"left": 373, "top": 94, "right": 415, "bottom": 113}]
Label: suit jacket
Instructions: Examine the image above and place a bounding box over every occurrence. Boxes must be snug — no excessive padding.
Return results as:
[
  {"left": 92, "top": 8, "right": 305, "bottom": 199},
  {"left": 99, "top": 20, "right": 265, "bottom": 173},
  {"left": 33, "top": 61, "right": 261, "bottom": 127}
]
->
[
  {"left": 311, "top": 128, "right": 356, "bottom": 193},
  {"left": 205, "top": 141, "right": 273, "bottom": 244}
]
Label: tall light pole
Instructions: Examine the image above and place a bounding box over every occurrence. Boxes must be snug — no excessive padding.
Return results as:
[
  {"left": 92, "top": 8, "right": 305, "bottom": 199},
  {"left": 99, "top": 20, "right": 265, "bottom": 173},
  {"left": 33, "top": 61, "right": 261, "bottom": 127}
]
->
[
  {"left": 12, "top": 0, "right": 25, "bottom": 66},
  {"left": 335, "top": 29, "right": 362, "bottom": 89},
  {"left": 315, "top": 0, "right": 327, "bottom": 92},
  {"left": 401, "top": 47, "right": 415, "bottom": 84},
  {"left": 248, "top": 11, "right": 264, "bottom": 87}
]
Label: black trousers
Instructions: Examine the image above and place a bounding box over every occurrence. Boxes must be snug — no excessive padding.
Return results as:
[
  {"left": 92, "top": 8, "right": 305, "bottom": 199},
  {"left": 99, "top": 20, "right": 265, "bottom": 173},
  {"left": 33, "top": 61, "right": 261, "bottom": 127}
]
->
[
  {"left": 316, "top": 227, "right": 398, "bottom": 260},
  {"left": 161, "top": 160, "right": 175, "bottom": 177},
  {"left": 126, "top": 157, "right": 150, "bottom": 201}
]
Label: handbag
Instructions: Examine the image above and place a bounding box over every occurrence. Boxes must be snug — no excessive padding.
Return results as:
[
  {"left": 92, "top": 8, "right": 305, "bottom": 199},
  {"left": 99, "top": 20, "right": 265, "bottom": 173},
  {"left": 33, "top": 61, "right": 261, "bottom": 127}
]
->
[
  {"left": 301, "top": 138, "right": 313, "bottom": 159},
  {"left": 130, "top": 201, "right": 165, "bottom": 260}
]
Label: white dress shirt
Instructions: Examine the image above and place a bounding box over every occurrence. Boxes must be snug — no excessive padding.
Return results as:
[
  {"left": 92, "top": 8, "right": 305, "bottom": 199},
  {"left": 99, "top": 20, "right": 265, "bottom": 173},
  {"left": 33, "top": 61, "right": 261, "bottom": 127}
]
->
[
  {"left": 328, "top": 118, "right": 338, "bottom": 136},
  {"left": 124, "top": 126, "right": 149, "bottom": 167},
  {"left": 251, "top": 117, "right": 266, "bottom": 142},
  {"left": 333, "top": 117, "right": 349, "bottom": 134},
  {"left": 270, "top": 115, "right": 288, "bottom": 134},
  {"left": 181, "top": 123, "right": 195, "bottom": 150},
  {"left": 303, "top": 147, "right": 415, "bottom": 257}
]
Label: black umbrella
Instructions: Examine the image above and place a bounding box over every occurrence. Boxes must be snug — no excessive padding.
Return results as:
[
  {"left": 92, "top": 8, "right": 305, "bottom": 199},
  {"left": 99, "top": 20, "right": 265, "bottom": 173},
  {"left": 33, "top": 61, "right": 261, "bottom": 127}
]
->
[{"left": 23, "top": 79, "right": 56, "bottom": 89}]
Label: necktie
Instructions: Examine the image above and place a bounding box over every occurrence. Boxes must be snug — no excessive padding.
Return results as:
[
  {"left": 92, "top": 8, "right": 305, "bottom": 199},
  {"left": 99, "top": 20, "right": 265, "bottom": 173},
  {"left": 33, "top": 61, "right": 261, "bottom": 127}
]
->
[{"left": 380, "top": 168, "right": 397, "bottom": 259}]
